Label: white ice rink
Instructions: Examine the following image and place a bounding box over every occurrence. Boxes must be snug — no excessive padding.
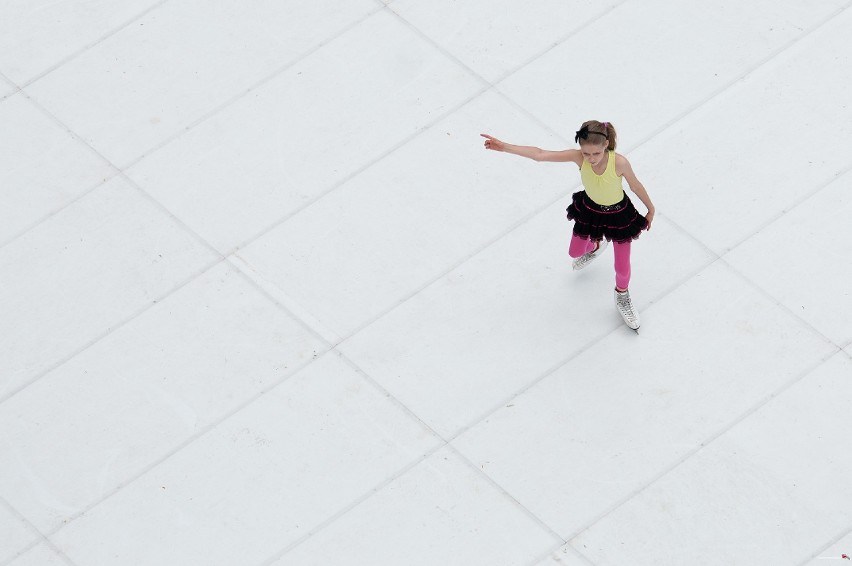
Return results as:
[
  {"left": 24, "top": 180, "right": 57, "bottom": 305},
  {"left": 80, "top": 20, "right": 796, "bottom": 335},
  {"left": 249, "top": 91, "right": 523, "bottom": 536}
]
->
[{"left": 2, "top": 1, "right": 852, "bottom": 564}]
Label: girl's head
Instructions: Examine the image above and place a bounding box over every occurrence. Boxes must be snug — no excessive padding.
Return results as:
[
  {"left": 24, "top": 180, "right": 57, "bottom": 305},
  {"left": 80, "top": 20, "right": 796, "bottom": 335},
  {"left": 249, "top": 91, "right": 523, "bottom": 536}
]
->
[{"left": 575, "top": 120, "right": 617, "bottom": 151}]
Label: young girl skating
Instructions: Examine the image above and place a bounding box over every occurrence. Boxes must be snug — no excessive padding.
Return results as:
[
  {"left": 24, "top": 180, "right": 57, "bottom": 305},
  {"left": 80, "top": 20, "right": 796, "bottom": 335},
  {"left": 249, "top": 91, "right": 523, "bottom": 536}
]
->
[{"left": 480, "top": 121, "right": 655, "bottom": 330}]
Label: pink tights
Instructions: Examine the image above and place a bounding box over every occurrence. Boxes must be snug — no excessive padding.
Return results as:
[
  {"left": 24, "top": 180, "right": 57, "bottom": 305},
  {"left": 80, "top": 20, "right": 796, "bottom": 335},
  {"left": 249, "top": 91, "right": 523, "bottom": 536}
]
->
[{"left": 569, "top": 234, "right": 631, "bottom": 290}]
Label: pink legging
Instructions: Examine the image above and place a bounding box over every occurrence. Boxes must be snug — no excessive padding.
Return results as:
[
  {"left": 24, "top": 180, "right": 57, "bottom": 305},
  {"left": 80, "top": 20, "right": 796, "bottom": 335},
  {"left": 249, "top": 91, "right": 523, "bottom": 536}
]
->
[{"left": 569, "top": 234, "right": 631, "bottom": 290}]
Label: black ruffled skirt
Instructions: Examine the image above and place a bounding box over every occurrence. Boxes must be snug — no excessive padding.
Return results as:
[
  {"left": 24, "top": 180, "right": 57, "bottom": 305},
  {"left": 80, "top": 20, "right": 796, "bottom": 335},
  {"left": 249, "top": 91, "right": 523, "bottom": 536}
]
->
[{"left": 566, "top": 190, "right": 648, "bottom": 243}]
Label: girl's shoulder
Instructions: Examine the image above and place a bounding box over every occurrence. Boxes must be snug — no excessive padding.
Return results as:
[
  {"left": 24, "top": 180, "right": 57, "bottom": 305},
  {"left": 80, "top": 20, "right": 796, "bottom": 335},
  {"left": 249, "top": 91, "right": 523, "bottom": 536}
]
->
[
  {"left": 560, "top": 148, "right": 584, "bottom": 167},
  {"left": 613, "top": 152, "right": 631, "bottom": 174}
]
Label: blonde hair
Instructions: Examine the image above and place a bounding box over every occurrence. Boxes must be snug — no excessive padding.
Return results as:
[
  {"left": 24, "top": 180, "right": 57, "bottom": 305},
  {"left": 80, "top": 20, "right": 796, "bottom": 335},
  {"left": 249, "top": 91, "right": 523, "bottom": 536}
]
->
[{"left": 575, "top": 120, "right": 617, "bottom": 151}]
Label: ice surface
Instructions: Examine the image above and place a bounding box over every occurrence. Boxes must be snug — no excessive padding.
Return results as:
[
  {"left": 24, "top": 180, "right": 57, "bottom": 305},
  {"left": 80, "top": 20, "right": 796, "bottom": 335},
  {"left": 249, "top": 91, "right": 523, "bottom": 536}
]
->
[{"left": 2, "top": 1, "right": 851, "bottom": 565}]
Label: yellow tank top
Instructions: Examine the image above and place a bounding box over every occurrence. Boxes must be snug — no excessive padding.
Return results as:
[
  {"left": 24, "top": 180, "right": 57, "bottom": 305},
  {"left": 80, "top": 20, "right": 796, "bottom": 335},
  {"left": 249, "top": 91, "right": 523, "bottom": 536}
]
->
[{"left": 580, "top": 150, "right": 624, "bottom": 206}]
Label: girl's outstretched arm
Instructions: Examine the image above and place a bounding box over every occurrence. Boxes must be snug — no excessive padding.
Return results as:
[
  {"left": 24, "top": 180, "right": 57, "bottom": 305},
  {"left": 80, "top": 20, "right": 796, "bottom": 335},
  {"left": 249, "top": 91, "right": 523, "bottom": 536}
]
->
[
  {"left": 616, "top": 154, "right": 656, "bottom": 230},
  {"left": 481, "top": 134, "right": 579, "bottom": 163}
]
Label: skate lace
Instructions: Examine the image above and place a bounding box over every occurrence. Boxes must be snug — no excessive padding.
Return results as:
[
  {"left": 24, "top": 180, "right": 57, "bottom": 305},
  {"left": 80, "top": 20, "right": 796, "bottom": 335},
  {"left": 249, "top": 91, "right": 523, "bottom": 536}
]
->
[{"left": 617, "top": 293, "right": 636, "bottom": 318}]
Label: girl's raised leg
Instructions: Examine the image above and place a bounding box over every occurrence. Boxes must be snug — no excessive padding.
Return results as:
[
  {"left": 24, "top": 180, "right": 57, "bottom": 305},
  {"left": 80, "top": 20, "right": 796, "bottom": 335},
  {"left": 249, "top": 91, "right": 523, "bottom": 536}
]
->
[
  {"left": 569, "top": 234, "right": 596, "bottom": 258},
  {"left": 571, "top": 234, "right": 609, "bottom": 271}
]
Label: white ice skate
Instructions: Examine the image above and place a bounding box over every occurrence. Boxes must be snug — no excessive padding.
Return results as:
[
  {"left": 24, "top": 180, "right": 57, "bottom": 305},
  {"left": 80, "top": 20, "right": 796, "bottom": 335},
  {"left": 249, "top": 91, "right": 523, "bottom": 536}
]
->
[
  {"left": 615, "top": 288, "right": 640, "bottom": 331},
  {"left": 572, "top": 239, "right": 609, "bottom": 271}
]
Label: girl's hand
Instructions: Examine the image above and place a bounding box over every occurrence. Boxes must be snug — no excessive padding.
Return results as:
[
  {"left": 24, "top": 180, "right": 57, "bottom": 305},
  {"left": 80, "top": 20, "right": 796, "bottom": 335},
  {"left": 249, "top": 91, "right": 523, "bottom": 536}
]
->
[
  {"left": 481, "top": 133, "right": 505, "bottom": 152},
  {"left": 645, "top": 210, "right": 655, "bottom": 231}
]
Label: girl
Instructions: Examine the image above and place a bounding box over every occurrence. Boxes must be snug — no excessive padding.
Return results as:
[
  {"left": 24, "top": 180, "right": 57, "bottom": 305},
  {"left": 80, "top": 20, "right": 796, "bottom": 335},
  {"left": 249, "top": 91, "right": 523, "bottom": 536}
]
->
[{"left": 480, "top": 121, "right": 655, "bottom": 330}]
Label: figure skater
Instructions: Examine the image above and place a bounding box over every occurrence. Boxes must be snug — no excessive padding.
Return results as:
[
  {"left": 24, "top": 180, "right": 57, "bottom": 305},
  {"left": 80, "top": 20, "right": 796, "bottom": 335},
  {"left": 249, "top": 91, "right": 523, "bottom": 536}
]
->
[{"left": 480, "top": 121, "right": 655, "bottom": 330}]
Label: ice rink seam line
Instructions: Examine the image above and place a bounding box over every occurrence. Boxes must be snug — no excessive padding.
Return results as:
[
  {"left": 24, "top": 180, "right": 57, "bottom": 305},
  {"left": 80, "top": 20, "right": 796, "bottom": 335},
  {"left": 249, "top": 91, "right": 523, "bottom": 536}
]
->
[
  {"left": 227, "top": 255, "right": 341, "bottom": 348},
  {"left": 18, "top": 88, "right": 119, "bottom": 169},
  {"left": 449, "top": 0, "right": 852, "bottom": 351},
  {"left": 0, "top": 544, "right": 38, "bottom": 566},
  {"left": 231, "top": 0, "right": 627, "bottom": 257},
  {"left": 230, "top": 251, "right": 474, "bottom": 458},
  {"left": 3, "top": 3, "right": 850, "bottom": 564},
  {"left": 0, "top": 496, "right": 76, "bottom": 566},
  {"left": 445, "top": 253, "right": 720, "bottom": 444},
  {"left": 447, "top": 444, "right": 567, "bottom": 544},
  {"left": 390, "top": 0, "right": 630, "bottom": 89},
  {"left": 382, "top": 3, "right": 489, "bottom": 88},
  {"left": 493, "top": 0, "right": 852, "bottom": 165},
  {"left": 644, "top": 213, "right": 721, "bottom": 269},
  {"left": 16, "top": 0, "right": 172, "bottom": 90},
  {"left": 531, "top": 541, "right": 597, "bottom": 566},
  {"left": 0, "top": 173, "right": 117, "bottom": 252},
  {"left": 330, "top": 178, "right": 584, "bottom": 345},
  {"left": 615, "top": 0, "right": 852, "bottom": 152},
  {"left": 120, "top": 172, "right": 224, "bottom": 259},
  {"left": 222, "top": 275, "right": 458, "bottom": 562},
  {"left": 9, "top": 0, "right": 851, "bottom": 260},
  {"left": 0, "top": 70, "right": 18, "bottom": 100},
  {"left": 15, "top": 0, "right": 825, "bottom": 323},
  {"left": 0, "top": 256, "right": 224, "bottom": 406},
  {"left": 0, "top": 497, "right": 39, "bottom": 565},
  {"left": 490, "top": 0, "right": 631, "bottom": 87},
  {"left": 226, "top": 82, "right": 491, "bottom": 255},
  {"left": 335, "top": 351, "right": 446, "bottom": 444},
  {"left": 431, "top": 250, "right": 833, "bottom": 555},
  {"left": 200, "top": 320, "right": 450, "bottom": 565},
  {"left": 800, "top": 524, "right": 852, "bottom": 566},
  {"left": 564, "top": 347, "right": 839, "bottom": 545},
  {"left": 13, "top": 253, "right": 424, "bottom": 547},
  {"left": 0, "top": 91, "right": 125, "bottom": 253},
  {"left": 33, "top": 341, "right": 335, "bottom": 542},
  {"left": 299, "top": 256, "right": 711, "bottom": 566},
  {"left": 118, "top": 5, "right": 385, "bottom": 172},
  {"left": 6, "top": 213, "right": 429, "bottom": 547},
  {"left": 0, "top": 93, "right": 233, "bottom": 406},
  {"left": 720, "top": 256, "right": 844, "bottom": 350},
  {"left": 720, "top": 160, "right": 852, "bottom": 258},
  {"left": 3, "top": 4, "right": 385, "bottom": 256},
  {"left": 257, "top": 444, "right": 445, "bottom": 566},
  {"left": 248, "top": 244, "right": 838, "bottom": 566},
  {"left": 6, "top": 6, "right": 384, "bottom": 229},
  {"left": 202, "top": 341, "right": 551, "bottom": 566},
  {"left": 382, "top": 5, "right": 493, "bottom": 86},
  {"left": 439, "top": 0, "right": 852, "bottom": 352}
]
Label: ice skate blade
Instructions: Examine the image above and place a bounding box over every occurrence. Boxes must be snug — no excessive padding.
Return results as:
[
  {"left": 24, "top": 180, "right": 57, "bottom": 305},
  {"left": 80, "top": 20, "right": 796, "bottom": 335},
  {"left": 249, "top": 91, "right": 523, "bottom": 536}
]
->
[{"left": 621, "top": 321, "right": 640, "bottom": 333}]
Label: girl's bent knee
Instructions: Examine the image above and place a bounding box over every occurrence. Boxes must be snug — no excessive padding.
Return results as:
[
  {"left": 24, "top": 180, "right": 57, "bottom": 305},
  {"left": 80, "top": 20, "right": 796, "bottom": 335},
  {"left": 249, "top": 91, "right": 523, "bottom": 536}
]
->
[{"left": 569, "top": 235, "right": 595, "bottom": 258}]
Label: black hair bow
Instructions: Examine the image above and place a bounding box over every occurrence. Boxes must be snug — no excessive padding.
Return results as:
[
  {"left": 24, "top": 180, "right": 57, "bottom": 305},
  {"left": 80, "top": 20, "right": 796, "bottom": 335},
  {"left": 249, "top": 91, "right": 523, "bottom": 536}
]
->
[{"left": 574, "top": 126, "right": 608, "bottom": 143}]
